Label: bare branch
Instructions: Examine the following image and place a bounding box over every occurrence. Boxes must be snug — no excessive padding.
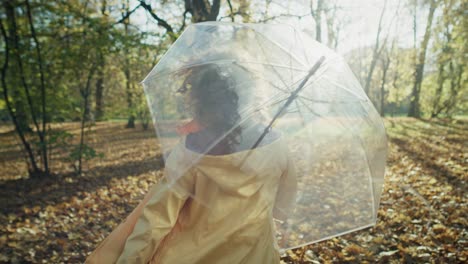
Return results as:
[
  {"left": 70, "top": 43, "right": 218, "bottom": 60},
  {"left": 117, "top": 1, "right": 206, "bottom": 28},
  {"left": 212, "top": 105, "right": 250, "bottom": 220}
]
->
[
  {"left": 226, "top": 0, "right": 235, "bottom": 22},
  {"left": 4, "top": 1, "right": 41, "bottom": 135},
  {"left": 138, "top": 0, "right": 176, "bottom": 40},
  {"left": 179, "top": 9, "right": 190, "bottom": 33},
  {"left": 112, "top": 4, "right": 141, "bottom": 27},
  {"left": 218, "top": 11, "right": 246, "bottom": 21},
  {"left": 0, "top": 16, "right": 40, "bottom": 173},
  {"left": 364, "top": 0, "right": 388, "bottom": 94},
  {"left": 25, "top": 0, "right": 49, "bottom": 172},
  {"left": 257, "top": 13, "right": 310, "bottom": 23}
]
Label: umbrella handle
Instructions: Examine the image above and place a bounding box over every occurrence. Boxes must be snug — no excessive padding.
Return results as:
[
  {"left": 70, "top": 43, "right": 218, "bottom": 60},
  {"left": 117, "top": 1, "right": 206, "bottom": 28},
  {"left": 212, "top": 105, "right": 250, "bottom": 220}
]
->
[
  {"left": 236, "top": 56, "right": 325, "bottom": 166},
  {"left": 249, "top": 56, "right": 326, "bottom": 151}
]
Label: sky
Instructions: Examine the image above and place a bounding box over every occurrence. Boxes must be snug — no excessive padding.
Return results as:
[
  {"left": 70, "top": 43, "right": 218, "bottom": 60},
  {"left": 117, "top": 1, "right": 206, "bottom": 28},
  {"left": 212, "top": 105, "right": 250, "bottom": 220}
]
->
[{"left": 128, "top": 0, "right": 433, "bottom": 55}]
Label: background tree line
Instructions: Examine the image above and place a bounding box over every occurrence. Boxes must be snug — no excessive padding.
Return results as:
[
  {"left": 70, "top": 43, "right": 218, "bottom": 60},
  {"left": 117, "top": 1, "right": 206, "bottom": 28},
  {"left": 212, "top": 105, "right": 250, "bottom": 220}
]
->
[{"left": 0, "top": 0, "right": 466, "bottom": 178}]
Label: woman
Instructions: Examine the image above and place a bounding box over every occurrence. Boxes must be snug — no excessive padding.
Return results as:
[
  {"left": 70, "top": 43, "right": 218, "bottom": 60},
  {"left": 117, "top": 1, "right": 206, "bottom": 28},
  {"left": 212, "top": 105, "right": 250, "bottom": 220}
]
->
[{"left": 85, "top": 64, "right": 297, "bottom": 264}]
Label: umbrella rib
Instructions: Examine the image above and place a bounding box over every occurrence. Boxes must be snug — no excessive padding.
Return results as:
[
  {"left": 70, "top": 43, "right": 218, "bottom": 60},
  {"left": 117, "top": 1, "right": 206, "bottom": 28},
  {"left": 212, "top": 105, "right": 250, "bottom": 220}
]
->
[
  {"left": 195, "top": 22, "right": 305, "bottom": 68},
  {"left": 253, "top": 57, "right": 325, "bottom": 147},
  {"left": 237, "top": 61, "right": 306, "bottom": 72},
  {"left": 267, "top": 73, "right": 317, "bottom": 95},
  {"left": 249, "top": 26, "right": 307, "bottom": 68},
  {"left": 142, "top": 60, "right": 307, "bottom": 84},
  {"left": 231, "top": 62, "right": 300, "bottom": 95},
  {"left": 239, "top": 96, "right": 288, "bottom": 118},
  {"left": 298, "top": 95, "right": 365, "bottom": 104},
  {"left": 239, "top": 56, "right": 326, "bottom": 166},
  {"left": 295, "top": 28, "right": 311, "bottom": 66},
  {"left": 253, "top": 33, "right": 293, "bottom": 92},
  {"left": 234, "top": 61, "right": 310, "bottom": 96},
  {"left": 188, "top": 95, "right": 283, "bottom": 156},
  {"left": 320, "top": 76, "right": 368, "bottom": 101},
  {"left": 298, "top": 96, "right": 332, "bottom": 104},
  {"left": 296, "top": 97, "right": 322, "bottom": 117},
  {"left": 253, "top": 75, "right": 297, "bottom": 94}
]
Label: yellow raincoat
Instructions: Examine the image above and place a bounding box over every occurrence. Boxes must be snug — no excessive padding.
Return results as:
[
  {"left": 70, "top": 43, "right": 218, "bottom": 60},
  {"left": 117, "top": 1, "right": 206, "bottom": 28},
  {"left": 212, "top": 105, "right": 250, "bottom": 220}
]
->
[{"left": 85, "top": 136, "right": 296, "bottom": 264}]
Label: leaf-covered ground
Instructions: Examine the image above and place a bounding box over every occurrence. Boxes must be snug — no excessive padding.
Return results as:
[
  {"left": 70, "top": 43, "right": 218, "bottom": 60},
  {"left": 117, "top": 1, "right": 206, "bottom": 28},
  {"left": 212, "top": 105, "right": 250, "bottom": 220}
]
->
[{"left": 0, "top": 118, "right": 466, "bottom": 263}]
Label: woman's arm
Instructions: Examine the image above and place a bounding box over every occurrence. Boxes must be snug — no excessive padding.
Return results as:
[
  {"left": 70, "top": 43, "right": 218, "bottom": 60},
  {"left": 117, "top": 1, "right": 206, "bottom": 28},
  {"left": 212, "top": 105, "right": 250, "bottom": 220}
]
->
[
  {"left": 84, "top": 181, "right": 169, "bottom": 264},
  {"left": 273, "top": 155, "right": 297, "bottom": 221},
  {"left": 85, "top": 142, "right": 194, "bottom": 264},
  {"left": 116, "top": 176, "right": 191, "bottom": 264}
]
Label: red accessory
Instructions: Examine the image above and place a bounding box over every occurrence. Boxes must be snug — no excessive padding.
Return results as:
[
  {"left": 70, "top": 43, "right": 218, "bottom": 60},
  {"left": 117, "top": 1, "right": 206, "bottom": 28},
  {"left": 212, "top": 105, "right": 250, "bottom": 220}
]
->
[{"left": 176, "top": 119, "right": 203, "bottom": 135}]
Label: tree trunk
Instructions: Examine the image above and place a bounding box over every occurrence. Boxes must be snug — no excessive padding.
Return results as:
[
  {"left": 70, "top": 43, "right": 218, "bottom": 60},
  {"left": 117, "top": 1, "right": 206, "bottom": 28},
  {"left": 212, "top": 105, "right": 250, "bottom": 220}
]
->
[
  {"left": 187, "top": 0, "right": 221, "bottom": 22},
  {"left": 310, "top": 0, "right": 324, "bottom": 42},
  {"left": 380, "top": 55, "right": 391, "bottom": 116},
  {"left": 4, "top": 1, "right": 31, "bottom": 133},
  {"left": 12, "top": 91, "right": 31, "bottom": 132},
  {"left": 7, "top": 0, "right": 50, "bottom": 175},
  {"left": 364, "top": 0, "right": 387, "bottom": 95},
  {"left": 25, "top": 0, "right": 49, "bottom": 174},
  {"left": 124, "top": 65, "right": 135, "bottom": 128},
  {"left": 3, "top": 0, "right": 49, "bottom": 177},
  {"left": 77, "top": 64, "right": 97, "bottom": 175},
  {"left": 95, "top": 1, "right": 107, "bottom": 121},
  {"left": 95, "top": 52, "right": 105, "bottom": 121},
  {"left": 123, "top": 3, "right": 135, "bottom": 129},
  {"left": 443, "top": 62, "right": 463, "bottom": 116},
  {"left": 408, "top": 0, "right": 437, "bottom": 117},
  {"left": 431, "top": 62, "right": 445, "bottom": 117},
  {"left": 391, "top": 47, "right": 400, "bottom": 117},
  {"left": 325, "top": 2, "right": 341, "bottom": 49},
  {"left": 0, "top": 16, "right": 40, "bottom": 175}
]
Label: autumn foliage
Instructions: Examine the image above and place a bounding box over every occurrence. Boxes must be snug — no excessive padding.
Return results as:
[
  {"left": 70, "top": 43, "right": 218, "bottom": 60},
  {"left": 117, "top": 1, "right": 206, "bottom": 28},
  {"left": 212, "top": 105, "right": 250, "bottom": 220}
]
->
[{"left": 0, "top": 118, "right": 466, "bottom": 263}]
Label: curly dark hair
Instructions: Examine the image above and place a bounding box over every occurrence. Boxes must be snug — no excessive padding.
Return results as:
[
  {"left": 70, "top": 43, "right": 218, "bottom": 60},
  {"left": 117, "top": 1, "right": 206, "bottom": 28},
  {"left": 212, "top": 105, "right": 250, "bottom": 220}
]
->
[{"left": 182, "top": 64, "right": 242, "bottom": 154}]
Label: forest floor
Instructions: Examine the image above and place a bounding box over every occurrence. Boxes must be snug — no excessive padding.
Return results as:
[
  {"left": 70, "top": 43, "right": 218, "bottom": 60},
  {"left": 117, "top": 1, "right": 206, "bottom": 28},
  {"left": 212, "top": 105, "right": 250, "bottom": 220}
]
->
[{"left": 0, "top": 118, "right": 466, "bottom": 263}]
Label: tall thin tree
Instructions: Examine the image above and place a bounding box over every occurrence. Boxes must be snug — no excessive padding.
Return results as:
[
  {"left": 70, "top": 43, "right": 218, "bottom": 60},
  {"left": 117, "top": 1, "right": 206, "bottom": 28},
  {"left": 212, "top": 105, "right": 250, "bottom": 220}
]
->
[{"left": 408, "top": 0, "right": 438, "bottom": 117}]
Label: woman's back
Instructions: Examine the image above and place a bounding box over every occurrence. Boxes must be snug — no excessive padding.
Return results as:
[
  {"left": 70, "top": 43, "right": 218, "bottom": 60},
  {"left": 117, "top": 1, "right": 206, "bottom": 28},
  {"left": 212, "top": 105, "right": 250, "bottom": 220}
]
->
[{"left": 148, "top": 135, "right": 291, "bottom": 263}]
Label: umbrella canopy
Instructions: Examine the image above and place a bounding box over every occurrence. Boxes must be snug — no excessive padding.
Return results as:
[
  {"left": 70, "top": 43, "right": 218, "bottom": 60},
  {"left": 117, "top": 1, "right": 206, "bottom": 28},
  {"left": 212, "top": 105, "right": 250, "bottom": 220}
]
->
[{"left": 142, "top": 22, "right": 387, "bottom": 251}]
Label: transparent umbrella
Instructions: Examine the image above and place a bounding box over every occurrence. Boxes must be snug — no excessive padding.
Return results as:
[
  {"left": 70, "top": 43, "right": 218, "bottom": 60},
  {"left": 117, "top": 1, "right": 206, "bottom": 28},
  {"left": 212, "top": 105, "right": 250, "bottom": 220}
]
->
[{"left": 142, "top": 22, "right": 387, "bottom": 251}]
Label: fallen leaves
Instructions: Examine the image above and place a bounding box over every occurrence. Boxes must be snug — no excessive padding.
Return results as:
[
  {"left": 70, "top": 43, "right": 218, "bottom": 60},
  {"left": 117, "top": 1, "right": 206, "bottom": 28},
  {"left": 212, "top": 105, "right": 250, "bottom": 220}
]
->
[
  {"left": 0, "top": 118, "right": 466, "bottom": 263},
  {"left": 281, "top": 118, "right": 467, "bottom": 263}
]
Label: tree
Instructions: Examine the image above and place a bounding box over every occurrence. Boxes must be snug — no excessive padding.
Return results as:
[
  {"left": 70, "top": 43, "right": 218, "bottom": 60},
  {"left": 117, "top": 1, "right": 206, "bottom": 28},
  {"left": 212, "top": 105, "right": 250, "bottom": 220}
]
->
[
  {"left": 94, "top": 0, "right": 109, "bottom": 121},
  {"left": 379, "top": 46, "right": 392, "bottom": 116},
  {"left": 122, "top": 0, "right": 136, "bottom": 128},
  {"left": 364, "top": 0, "right": 388, "bottom": 95},
  {"left": 1, "top": 0, "right": 50, "bottom": 176},
  {"left": 324, "top": 1, "right": 346, "bottom": 50},
  {"left": 0, "top": 0, "right": 140, "bottom": 177},
  {"left": 310, "top": 0, "right": 346, "bottom": 49},
  {"left": 408, "top": 0, "right": 439, "bottom": 117},
  {"left": 310, "top": 0, "right": 324, "bottom": 42},
  {"left": 186, "top": 0, "right": 221, "bottom": 22},
  {"left": 1, "top": 10, "right": 40, "bottom": 175},
  {"left": 430, "top": 0, "right": 466, "bottom": 117}
]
